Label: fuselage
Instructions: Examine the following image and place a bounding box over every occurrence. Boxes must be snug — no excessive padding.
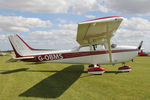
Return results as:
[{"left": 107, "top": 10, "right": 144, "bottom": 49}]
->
[
  {"left": 8, "top": 34, "right": 138, "bottom": 65},
  {"left": 23, "top": 45, "right": 138, "bottom": 65}
]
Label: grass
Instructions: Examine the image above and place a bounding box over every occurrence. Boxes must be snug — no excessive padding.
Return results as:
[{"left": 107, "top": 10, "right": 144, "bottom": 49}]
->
[{"left": 0, "top": 56, "right": 150, "bottom": 100}]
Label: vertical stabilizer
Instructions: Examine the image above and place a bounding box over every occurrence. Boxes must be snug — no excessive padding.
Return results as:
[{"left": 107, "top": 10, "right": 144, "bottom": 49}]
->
[{"left": 8, "top": 34, "right": 32, "bottom": 57}]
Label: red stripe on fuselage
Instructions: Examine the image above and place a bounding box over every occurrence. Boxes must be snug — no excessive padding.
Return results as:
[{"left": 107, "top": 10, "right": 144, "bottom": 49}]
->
[
  {"left": 61, "top": 50, "right": 108, "bottom": 60},
  {"left": 111, "top": 49, "right": 138, "bottom": 53},
  {"left": 25, "top": 49, "right": 138, "bottom": 62},
  {"left": 61, "top": 49, "right": 137, "bottom": 59}
]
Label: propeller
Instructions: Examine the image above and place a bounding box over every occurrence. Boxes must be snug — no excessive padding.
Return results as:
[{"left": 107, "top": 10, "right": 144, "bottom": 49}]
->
[{"left": 137, "top": 41, "right": 143, "bottom": 50}]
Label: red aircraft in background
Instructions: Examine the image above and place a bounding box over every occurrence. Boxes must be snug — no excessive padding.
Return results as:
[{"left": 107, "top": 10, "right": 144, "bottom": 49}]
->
[
  {"left": 138, "top": 49, "right": 148, "bottom": 56},
  {"left": 138, "top": 41, "right": 148, "bottom": 56}
]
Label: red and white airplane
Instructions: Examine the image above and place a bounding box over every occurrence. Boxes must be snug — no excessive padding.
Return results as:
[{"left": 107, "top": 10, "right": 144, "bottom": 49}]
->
[{"left": 8, "top": 16, "right": 142, "bottom": 75}]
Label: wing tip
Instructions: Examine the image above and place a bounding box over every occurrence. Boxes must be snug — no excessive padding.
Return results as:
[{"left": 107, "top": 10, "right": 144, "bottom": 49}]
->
[{"left": 80, "top": 16, "right": 123, "bottom": 24}]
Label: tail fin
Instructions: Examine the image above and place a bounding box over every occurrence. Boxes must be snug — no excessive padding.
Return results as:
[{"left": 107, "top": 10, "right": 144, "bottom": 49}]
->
[{"left": 8, "top": 34, "right": 32, "bottom": 57}]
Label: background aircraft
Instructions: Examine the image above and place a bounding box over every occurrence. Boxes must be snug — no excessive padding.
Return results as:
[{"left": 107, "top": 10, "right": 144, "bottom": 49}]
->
[{"left": 138, "top": 48, "right": 148, "bottom": 56}]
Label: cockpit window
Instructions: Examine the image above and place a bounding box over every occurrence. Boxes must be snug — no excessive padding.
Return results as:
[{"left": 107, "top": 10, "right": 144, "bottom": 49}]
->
[{"left": 111, "top": 44, "right": 117, "bottom": 48}]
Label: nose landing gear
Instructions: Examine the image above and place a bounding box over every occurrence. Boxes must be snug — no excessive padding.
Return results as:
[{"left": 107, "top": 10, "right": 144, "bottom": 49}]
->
[{"left": 118, "top": 66, "right": 132, "bottom": 72}]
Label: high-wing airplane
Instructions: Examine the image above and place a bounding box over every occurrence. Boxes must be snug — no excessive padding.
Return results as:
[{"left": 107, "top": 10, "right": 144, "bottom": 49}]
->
[{"left": 8, "top": 16, "right": 142, "bottom": 75}]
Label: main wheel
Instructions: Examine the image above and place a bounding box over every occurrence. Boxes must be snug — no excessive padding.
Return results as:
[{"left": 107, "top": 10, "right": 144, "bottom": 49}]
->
[{"left": 118, "top": 66, "right": 132, "bottom": 72}]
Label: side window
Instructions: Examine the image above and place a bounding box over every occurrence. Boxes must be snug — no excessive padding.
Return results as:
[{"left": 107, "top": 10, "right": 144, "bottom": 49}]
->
[
  {"left": 79, "top": 46, "right": 90, "bottom": 51},
  {"left": 95, "top": 45, "right": 105, "bottom": 50}
]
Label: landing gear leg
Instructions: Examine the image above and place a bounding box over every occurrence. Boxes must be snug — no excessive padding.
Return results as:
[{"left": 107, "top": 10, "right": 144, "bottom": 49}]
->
[{"left": 88, "top": 64, "right": 105, "bottom": 75}]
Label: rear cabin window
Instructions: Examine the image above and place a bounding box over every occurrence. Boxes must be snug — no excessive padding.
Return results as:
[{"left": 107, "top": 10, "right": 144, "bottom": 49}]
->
[
  {"left": 96, "top": 45, "right": 105, "bottom": 50},
  {"left": 79, "top": 46, "right": 90, "bottom": 52},
  {"left": 79, "top": 45, "right": 105, "bottom": 51}
]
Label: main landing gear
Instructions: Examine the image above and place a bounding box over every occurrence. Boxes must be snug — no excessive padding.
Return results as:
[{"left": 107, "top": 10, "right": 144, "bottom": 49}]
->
[
  {"left": 88, "top": 63, "right": 132, "bottom": 75},
  {"left": 88, "top": 64, "right": 105, "bottom": 75}
]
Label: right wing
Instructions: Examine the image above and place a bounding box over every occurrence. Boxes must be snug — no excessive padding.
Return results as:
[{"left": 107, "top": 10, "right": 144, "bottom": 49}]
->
[
  {"left": 76, "top": 16, "right": 123, "bottom": 63},
  {"left": 76, "top": 16, "right": 123, "bottom": 46}
]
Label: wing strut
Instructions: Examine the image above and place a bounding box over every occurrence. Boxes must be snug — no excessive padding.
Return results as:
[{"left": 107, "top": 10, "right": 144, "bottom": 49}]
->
[{"left": 106, "top": 23, "right": 112, "bottom": 63}]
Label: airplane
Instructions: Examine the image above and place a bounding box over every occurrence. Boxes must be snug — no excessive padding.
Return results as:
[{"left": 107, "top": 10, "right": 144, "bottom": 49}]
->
[
  {"left": 138, "top": 47, "right": 148, "bottom": 56},
  {"left": 8, "top": 16, "right": 142, "bottom": 75}
]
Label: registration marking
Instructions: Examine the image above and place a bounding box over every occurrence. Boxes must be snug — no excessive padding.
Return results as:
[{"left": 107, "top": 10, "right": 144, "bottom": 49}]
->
[{"left": 38, "top": 54, "right": 63, "bottom": 61}]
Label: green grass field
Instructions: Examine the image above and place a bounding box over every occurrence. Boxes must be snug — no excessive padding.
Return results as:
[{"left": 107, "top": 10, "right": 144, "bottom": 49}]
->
[{"left": 0, "top": 56, "right": 150, "bottom": 100}]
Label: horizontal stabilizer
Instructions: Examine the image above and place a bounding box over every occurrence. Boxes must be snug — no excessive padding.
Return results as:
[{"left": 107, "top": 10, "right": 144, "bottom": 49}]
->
[
  {"left": 14, "top": 56, "right": 34, "bottom": 60},
  {"left": 7, "top": 56, "right": 34, "bottom": 62}
]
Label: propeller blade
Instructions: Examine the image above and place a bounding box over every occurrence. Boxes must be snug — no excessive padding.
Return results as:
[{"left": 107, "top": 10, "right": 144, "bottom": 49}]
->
[{"left": 138, "top": 41, "right": 143, "bottom": 50}]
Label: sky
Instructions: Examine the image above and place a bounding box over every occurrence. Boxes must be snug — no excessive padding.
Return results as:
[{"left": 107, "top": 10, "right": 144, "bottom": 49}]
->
[{"left": 0, "top": 0, "right": 150, "bottom": 51}]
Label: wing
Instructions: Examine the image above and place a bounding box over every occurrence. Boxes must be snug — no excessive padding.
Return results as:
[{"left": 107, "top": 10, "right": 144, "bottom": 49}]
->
[
  {"left": 76, "top": 16, "right": 123, "bottom": 63},
  {"left": 76, "top": 16, "right": 123, "bottom": 46}
]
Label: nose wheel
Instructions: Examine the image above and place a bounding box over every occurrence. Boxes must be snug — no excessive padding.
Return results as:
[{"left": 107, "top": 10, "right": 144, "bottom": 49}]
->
[
  {"left": 118, "top": 66, "right": 132, "bottom": 72},
  {"left": 88, "top": 64, "right": 105, "bottom": 75}
]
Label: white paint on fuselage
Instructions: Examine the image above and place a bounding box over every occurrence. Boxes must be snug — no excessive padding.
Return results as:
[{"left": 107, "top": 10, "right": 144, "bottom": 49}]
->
[
  {"left": 46, "top": 45, "right": 138, "bottom": 65},
  {"left": 9, "top": 34, "right": 138, "bottom": 65}
]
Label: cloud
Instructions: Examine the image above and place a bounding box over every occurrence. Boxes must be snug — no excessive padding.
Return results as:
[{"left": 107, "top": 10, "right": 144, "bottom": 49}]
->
[
  {"left": 58, "top": 24, "right": 77, "bottom": 31},
  {"left": 56, "top": 18, "right": 67, "bottom": 23},
  {"left": 25, "top": 23, "right": 78, "bottom": 49},
  {"left": 0, "top": 15, "right": 52, "bottom": 32},
  {"left": 70, "top": 0, "right": 107, "bottom": 15},
  {"left": 1, "top": 16, "right": 150, "bottom": 52},
  {"left": 112, "top": 17, "right": 150, "bottom": 51},
  {"left": 1, "top": 0, "right": 150, "bottom": 15},
  {"left": 0, "top": 34, "right": 9, "bottom": 50},
  {"left": 25, "top": 30, "right": 78, "bottom": 49},
  {"left": 0, "top": 34, "right": 6, "bottom": 39},
  {"left": 22, "top": 17, "right": 150, "bottom": 51},
  {"left": 85, "top": 15, "right": 97, "bottom": 19},
  {"left": 0, "top": 0, "right": 69, "bottom": 13},
  {"left": 122, "top": 17, "right": 150, "bottom": 31},
  {"left": 105, "top": 0, "right": 150, "bottom": 15},
  {"left": 0, "top": 0, "right": 107, "bottom": 14}
]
